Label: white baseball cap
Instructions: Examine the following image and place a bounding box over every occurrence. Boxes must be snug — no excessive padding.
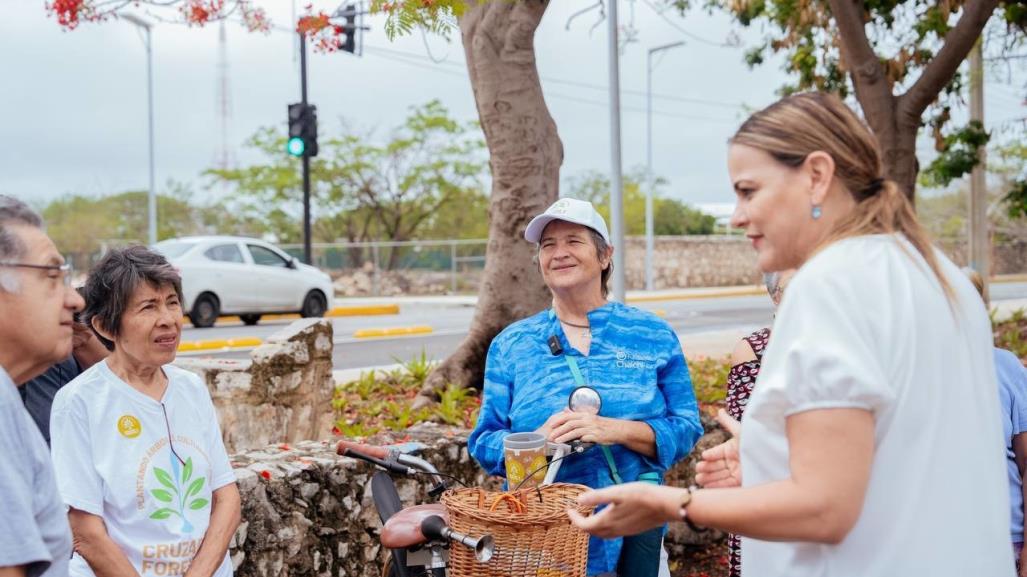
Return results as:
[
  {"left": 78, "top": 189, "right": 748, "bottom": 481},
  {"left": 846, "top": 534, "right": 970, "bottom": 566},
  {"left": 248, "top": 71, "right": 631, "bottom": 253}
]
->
[{"left": 524, "top": 198, "right": 611, "bottom": 245}]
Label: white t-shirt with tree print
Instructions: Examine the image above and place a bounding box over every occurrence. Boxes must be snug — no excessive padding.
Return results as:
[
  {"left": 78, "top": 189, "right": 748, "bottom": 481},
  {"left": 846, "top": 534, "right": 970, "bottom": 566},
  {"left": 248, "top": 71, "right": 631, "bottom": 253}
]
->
[{"left": 51, "top": 361, "right": 236, "bottom": 577}]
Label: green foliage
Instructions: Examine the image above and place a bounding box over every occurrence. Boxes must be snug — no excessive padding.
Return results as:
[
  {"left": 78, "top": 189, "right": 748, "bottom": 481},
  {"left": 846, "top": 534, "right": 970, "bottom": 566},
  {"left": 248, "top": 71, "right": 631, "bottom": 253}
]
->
[
  {"left": 565, "top": 169, "right": 716, "bottom": 236},
  {"left": 688, "top": 355, "right": 733, "bottom": 406},
  {"left": 1004, "top": 179, "right": 1027, "bottom": 219},
  {"left": 395, "top": 349, "right": 437, "bottom": 384},
  {"left": 40, "top": 184, "right": 276, "bottom": 270},
  {"left": 994, "top": 309, "right": 1027, "bottom": 362},
  {"left": 206, "top": 100, "right": 488, "bottom": 247},
  {"left": 921, "top": 121, "right": 991, "bottom": 188},
  {"left": 332, "top": 350, "right": 480, "bottom": 436},
  {"left": 994, "top": 142, "right": 1027, "bottom": 219},
  {"left": 369, "top": 0, "right": 478, "bottom": 40},
  {"left": 436, "top": 383, "right": 476, "bottom": 426},
  {"left": 382, "top": 401, "right": 431, "bottom": 431}
]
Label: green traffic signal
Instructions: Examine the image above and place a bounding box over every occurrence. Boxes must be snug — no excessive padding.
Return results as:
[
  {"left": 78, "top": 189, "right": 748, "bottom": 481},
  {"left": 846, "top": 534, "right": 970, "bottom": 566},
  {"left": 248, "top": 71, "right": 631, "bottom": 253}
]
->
[{"left": 287, "top": 136, "right": 305, "bottom": 157}]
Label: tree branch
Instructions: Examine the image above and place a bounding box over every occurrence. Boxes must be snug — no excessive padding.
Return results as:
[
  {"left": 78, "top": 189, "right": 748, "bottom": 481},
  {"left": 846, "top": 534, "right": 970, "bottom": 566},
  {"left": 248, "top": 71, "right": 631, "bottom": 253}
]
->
[
  {"left": 827, "top": 0, "right": 894, "bottom": 125},
  {"left": 900, "top": 0, "right": 1001, "bottom": 119}
]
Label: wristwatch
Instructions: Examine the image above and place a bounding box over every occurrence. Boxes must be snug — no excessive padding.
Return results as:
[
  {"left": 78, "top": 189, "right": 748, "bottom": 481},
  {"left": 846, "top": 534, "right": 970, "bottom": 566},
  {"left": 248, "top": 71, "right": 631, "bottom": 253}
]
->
[{"left": 678, "top": 485, "right": 707, "bottom": 533}]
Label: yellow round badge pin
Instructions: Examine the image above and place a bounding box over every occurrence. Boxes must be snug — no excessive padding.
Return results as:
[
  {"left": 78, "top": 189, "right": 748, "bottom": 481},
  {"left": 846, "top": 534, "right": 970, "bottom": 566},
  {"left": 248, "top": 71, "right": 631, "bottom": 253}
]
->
[{"left": 117, "top": 415, "right": 142, "bottom": 438}]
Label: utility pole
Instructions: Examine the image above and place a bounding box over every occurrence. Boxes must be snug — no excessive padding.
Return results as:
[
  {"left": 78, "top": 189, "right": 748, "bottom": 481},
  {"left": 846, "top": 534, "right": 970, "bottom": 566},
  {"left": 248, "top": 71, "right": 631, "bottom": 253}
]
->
[
  {"left": 608, "top": 0, "right": 625, "bottom": 302},
  {"left": 291, "top": 3, "right": 363, "bottom": 266},
  {"left": 646, "top": 41, "right": 684, "bottom": 291},
  {"left": 969, "top": 38, "right": 989, "bottom": 304},
  {"left": 299, "top": 32, "right": 313, "bottom": 265}
]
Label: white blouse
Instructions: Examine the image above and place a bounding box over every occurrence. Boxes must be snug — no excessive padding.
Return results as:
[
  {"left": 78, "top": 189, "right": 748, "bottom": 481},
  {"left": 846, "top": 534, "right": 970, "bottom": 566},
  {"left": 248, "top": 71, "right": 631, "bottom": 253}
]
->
[{"left": 740, "top": 234, "right": 1012, "bottom": 576}]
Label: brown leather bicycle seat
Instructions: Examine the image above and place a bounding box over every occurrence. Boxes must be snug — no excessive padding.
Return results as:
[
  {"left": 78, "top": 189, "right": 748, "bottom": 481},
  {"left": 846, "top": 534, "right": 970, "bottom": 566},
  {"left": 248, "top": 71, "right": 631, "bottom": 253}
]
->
[{"left": 380, "top": 504, "right": 449, "bottom": 549}]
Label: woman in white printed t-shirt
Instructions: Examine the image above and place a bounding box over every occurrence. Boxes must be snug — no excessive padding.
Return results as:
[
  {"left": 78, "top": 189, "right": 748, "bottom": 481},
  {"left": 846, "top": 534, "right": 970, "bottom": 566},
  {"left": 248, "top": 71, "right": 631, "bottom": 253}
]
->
[
  {"left": 50, "top": 246, "right": 240, "bottom": 577},
  {"left": 569, "top": 92, "right": 1013, "bottom": 576}
]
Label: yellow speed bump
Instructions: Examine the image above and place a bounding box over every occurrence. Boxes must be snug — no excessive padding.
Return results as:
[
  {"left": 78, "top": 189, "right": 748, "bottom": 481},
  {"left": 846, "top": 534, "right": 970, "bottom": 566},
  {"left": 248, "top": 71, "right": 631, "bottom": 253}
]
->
[
  {"left": 177, "top": 337, "right": 263, "bottom": 353},
  {"left": 328, "top": 304, "right": 400, "bottom": 317},
  {"left": 353, "top": 325, "right": 433, "bottom": 339}
]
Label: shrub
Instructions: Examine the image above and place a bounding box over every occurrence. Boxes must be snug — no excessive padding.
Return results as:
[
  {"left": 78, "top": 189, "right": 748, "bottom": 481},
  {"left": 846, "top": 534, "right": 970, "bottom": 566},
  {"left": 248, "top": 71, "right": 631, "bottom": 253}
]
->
[{"left": 331, "top": 350, "right": 480, "bottom": 437}]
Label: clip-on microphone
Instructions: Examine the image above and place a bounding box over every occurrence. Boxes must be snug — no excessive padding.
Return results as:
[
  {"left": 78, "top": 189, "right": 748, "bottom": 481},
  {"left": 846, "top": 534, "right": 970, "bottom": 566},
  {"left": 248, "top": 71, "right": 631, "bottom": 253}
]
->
[{"left": 548, "top": 335, "right": 563, "bottom": 356}]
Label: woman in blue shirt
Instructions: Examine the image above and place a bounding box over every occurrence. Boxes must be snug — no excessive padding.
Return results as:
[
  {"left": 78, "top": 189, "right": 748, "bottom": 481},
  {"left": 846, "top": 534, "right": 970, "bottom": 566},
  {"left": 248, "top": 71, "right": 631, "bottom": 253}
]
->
[{"left": 468, "top": 198, "right": 703, "bottom": 577}]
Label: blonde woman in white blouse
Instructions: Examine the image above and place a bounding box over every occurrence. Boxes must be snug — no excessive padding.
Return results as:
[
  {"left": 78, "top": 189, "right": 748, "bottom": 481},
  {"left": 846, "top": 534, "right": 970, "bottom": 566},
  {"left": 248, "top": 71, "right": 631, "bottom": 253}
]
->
[{"left": 568, "top": 92, "right": 1013, "bottom": 577}]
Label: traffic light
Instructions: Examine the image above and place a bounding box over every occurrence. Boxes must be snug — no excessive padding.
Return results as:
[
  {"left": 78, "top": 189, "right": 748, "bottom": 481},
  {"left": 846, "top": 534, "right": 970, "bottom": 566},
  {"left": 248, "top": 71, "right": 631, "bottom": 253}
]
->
[
  {"left": 339, "top": 3, "right": 357, "bottom": 54},
  {"left": 287, "top": 103, "right": 318, "bottom": 157}
]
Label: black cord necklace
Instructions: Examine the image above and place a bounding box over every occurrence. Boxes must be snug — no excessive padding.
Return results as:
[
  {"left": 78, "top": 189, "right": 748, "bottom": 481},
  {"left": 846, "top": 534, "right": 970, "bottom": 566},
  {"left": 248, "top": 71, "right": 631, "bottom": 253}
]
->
[{"left": 558, "top": 318, "right": 589, "bottom": 329}]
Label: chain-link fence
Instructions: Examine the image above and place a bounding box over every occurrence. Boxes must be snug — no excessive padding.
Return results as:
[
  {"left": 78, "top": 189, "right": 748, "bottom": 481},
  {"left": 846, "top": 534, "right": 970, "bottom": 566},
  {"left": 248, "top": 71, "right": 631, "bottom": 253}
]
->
[{"left": 279, "top": 239, "right": 488, "bottom": 297}]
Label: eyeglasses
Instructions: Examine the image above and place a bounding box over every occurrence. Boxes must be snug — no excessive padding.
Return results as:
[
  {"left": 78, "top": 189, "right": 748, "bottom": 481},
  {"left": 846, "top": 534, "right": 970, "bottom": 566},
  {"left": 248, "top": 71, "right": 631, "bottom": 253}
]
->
[{"left": 0, "top": 262, "right": 73, "bottom": 287}]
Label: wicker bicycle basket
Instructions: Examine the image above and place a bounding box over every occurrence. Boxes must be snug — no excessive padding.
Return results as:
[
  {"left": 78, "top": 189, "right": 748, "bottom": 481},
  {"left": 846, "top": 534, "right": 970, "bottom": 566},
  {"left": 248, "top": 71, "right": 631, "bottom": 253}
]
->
[{"left": 440, "top": 483, "right": 593, "bottom": 577}]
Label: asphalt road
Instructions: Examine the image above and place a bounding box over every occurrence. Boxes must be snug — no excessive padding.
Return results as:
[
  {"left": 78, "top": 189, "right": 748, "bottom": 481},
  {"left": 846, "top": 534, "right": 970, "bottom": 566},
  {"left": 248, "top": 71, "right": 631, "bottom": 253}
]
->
[{"left": 179, "top": 281, "right": 1027, "bottom": 369}]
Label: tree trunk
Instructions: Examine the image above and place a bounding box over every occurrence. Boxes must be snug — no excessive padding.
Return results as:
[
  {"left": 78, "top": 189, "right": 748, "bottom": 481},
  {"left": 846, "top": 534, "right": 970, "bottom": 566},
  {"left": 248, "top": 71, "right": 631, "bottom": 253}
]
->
[
  {"left": 860, "top": 98, "right": 921, "bottom": 200},
  {"left": 416, "top": 0, "right": 561, "bottom": 405}
]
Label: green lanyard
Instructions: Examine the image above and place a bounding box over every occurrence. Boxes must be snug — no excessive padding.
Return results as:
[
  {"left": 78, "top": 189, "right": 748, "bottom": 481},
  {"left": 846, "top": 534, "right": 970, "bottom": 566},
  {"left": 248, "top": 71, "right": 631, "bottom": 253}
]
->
[{"left": 562, "top": 354, "right": 624, "bottom": 485}]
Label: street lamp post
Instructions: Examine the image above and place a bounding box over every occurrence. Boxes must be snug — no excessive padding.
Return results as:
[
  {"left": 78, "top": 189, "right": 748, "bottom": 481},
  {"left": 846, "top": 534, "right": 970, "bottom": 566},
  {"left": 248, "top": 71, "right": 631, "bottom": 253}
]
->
[
  {"left": 607, "top": 0, "right": 625, "bottom": 303},
  {"left": 646, "top": 41, "right": 684, "bottom": 291},
  {"left": 121, "top": 13, "right": 157, "bottom": 246}
]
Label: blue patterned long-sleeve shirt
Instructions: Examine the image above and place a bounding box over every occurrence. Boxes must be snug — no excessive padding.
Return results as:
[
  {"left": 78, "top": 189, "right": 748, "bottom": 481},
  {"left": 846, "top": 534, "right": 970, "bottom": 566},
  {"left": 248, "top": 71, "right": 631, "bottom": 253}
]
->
[{"left": 468, "top": 301, "right": 703, "bottom": 576}]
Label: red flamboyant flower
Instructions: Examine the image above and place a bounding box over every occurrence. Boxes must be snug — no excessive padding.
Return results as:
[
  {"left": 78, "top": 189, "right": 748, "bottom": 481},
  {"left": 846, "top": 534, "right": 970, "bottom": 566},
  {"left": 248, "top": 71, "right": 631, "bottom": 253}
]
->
[
  {"left": 46, "top": 0, "right": 102, "bottom": 30},
  {"left": 239, "top": 0, "right": 271, "bottom": 33},
  {"left": 179, "top": 0, "right": 225, "bottom": 26},
  {"left": 297, "top": 10, "right": 344, "bottom": 53}
]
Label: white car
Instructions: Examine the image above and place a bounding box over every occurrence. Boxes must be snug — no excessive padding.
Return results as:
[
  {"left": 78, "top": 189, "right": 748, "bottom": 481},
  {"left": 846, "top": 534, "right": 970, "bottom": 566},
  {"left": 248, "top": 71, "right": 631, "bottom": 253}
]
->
[{"left": 153, "top": 236, "right": 334, "bottom": 328}]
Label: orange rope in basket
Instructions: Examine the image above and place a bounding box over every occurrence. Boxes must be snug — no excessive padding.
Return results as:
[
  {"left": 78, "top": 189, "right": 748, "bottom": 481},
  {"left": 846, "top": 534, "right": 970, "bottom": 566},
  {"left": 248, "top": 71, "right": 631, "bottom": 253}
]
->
[{"left": 488, "top": 493, "right": 526, "bottom": 513}]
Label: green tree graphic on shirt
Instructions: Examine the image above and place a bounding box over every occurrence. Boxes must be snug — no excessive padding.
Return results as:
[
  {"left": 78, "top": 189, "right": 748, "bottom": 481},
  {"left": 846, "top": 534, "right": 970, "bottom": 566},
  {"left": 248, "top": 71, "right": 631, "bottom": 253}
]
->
[{"left": 149, "top": 456, "right": 207, "bottom": 530}]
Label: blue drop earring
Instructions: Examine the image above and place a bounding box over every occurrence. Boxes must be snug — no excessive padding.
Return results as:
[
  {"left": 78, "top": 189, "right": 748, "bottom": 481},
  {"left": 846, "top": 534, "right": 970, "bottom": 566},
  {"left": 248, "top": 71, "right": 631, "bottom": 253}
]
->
[{"left": 811, "top": 205, "right": 823, "bottom": 220}]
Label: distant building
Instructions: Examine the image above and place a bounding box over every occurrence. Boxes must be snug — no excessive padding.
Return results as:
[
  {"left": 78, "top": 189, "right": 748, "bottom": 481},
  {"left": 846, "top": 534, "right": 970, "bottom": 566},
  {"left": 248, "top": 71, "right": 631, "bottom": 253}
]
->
[{"left": 693, "top": 202, "right": 738, "bottom": 234}]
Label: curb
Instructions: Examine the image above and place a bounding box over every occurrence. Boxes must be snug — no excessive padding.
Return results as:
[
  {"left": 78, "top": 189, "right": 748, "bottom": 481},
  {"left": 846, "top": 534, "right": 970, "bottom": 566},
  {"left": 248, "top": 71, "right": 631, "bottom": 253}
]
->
[
  {"left": 626, "top": 286, "right": 766, "bottom": 303},
  {"left": 994, "top": 274, "right": 1027, "bottom": 284},
  {"left": 353, "top": 325, "right": 433, "bottom": 339}
]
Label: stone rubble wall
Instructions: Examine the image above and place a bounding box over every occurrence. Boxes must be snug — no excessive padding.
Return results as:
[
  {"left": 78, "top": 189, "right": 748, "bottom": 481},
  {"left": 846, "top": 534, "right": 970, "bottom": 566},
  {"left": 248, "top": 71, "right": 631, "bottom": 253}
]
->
[
  {"left": 621, "top": 235, "right": 1027, "bottom": 290},
  {"left": 328, "top": 236, "right": 1027, "bottom": 295},
  {"left": 174, "top": 319, "right": 336, "bottom": 454},
  {"left": 227, "top": 419, "right": 728, "bottom": 577}
]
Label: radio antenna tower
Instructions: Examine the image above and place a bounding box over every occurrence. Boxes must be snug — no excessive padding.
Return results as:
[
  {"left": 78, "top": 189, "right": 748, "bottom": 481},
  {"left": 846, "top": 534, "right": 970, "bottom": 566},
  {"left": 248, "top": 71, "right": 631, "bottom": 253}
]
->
[{"left": 215, "top": 20, "right": 235, "bottom": 179}]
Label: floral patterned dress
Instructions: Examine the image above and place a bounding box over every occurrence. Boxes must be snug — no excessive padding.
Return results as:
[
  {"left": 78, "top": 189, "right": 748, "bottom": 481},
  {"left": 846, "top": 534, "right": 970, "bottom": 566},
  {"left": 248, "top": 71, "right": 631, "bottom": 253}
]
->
[{"left": 724, "top": 327, "right": 771, "bottom": 577}]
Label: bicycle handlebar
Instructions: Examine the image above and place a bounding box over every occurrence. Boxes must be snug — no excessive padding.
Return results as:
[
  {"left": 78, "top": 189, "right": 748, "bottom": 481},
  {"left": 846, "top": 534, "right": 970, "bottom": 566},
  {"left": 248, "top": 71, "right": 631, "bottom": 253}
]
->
[
  {"left": 341, "top": 447, "right": 416, "bottom": 477},
  {"left": 336, "top": 439, "right": 390, "bottom": 460}
]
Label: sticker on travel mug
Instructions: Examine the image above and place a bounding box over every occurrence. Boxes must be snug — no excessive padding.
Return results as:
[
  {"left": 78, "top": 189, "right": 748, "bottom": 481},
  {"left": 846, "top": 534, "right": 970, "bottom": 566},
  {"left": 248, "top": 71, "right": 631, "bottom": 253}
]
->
[{"left": 503, "top": 432, "right": 548, "bottom": 488}]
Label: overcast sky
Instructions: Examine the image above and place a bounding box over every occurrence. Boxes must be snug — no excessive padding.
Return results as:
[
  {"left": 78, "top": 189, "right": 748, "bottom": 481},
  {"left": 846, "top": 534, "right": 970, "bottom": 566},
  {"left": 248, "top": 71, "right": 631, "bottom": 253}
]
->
[{"left": 2, "top": 0, "right": 1024, "bottom": 213}]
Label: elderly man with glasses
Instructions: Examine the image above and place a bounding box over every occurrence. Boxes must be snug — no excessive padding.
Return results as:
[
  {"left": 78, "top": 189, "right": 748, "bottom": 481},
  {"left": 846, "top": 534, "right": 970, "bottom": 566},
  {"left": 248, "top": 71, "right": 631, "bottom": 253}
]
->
[{"left": 0, "top": 194, "right": 83, "bottom": 577}]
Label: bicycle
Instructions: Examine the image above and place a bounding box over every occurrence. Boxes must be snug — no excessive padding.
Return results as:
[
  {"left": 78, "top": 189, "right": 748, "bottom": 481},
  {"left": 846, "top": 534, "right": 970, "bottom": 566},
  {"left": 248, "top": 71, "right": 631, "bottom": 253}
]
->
[
  {"left": 338, "top": 386, "right": 602, "bottom": 577},
  {"left": 337, "top": 438, "right": 493, "bottom": 577}
]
